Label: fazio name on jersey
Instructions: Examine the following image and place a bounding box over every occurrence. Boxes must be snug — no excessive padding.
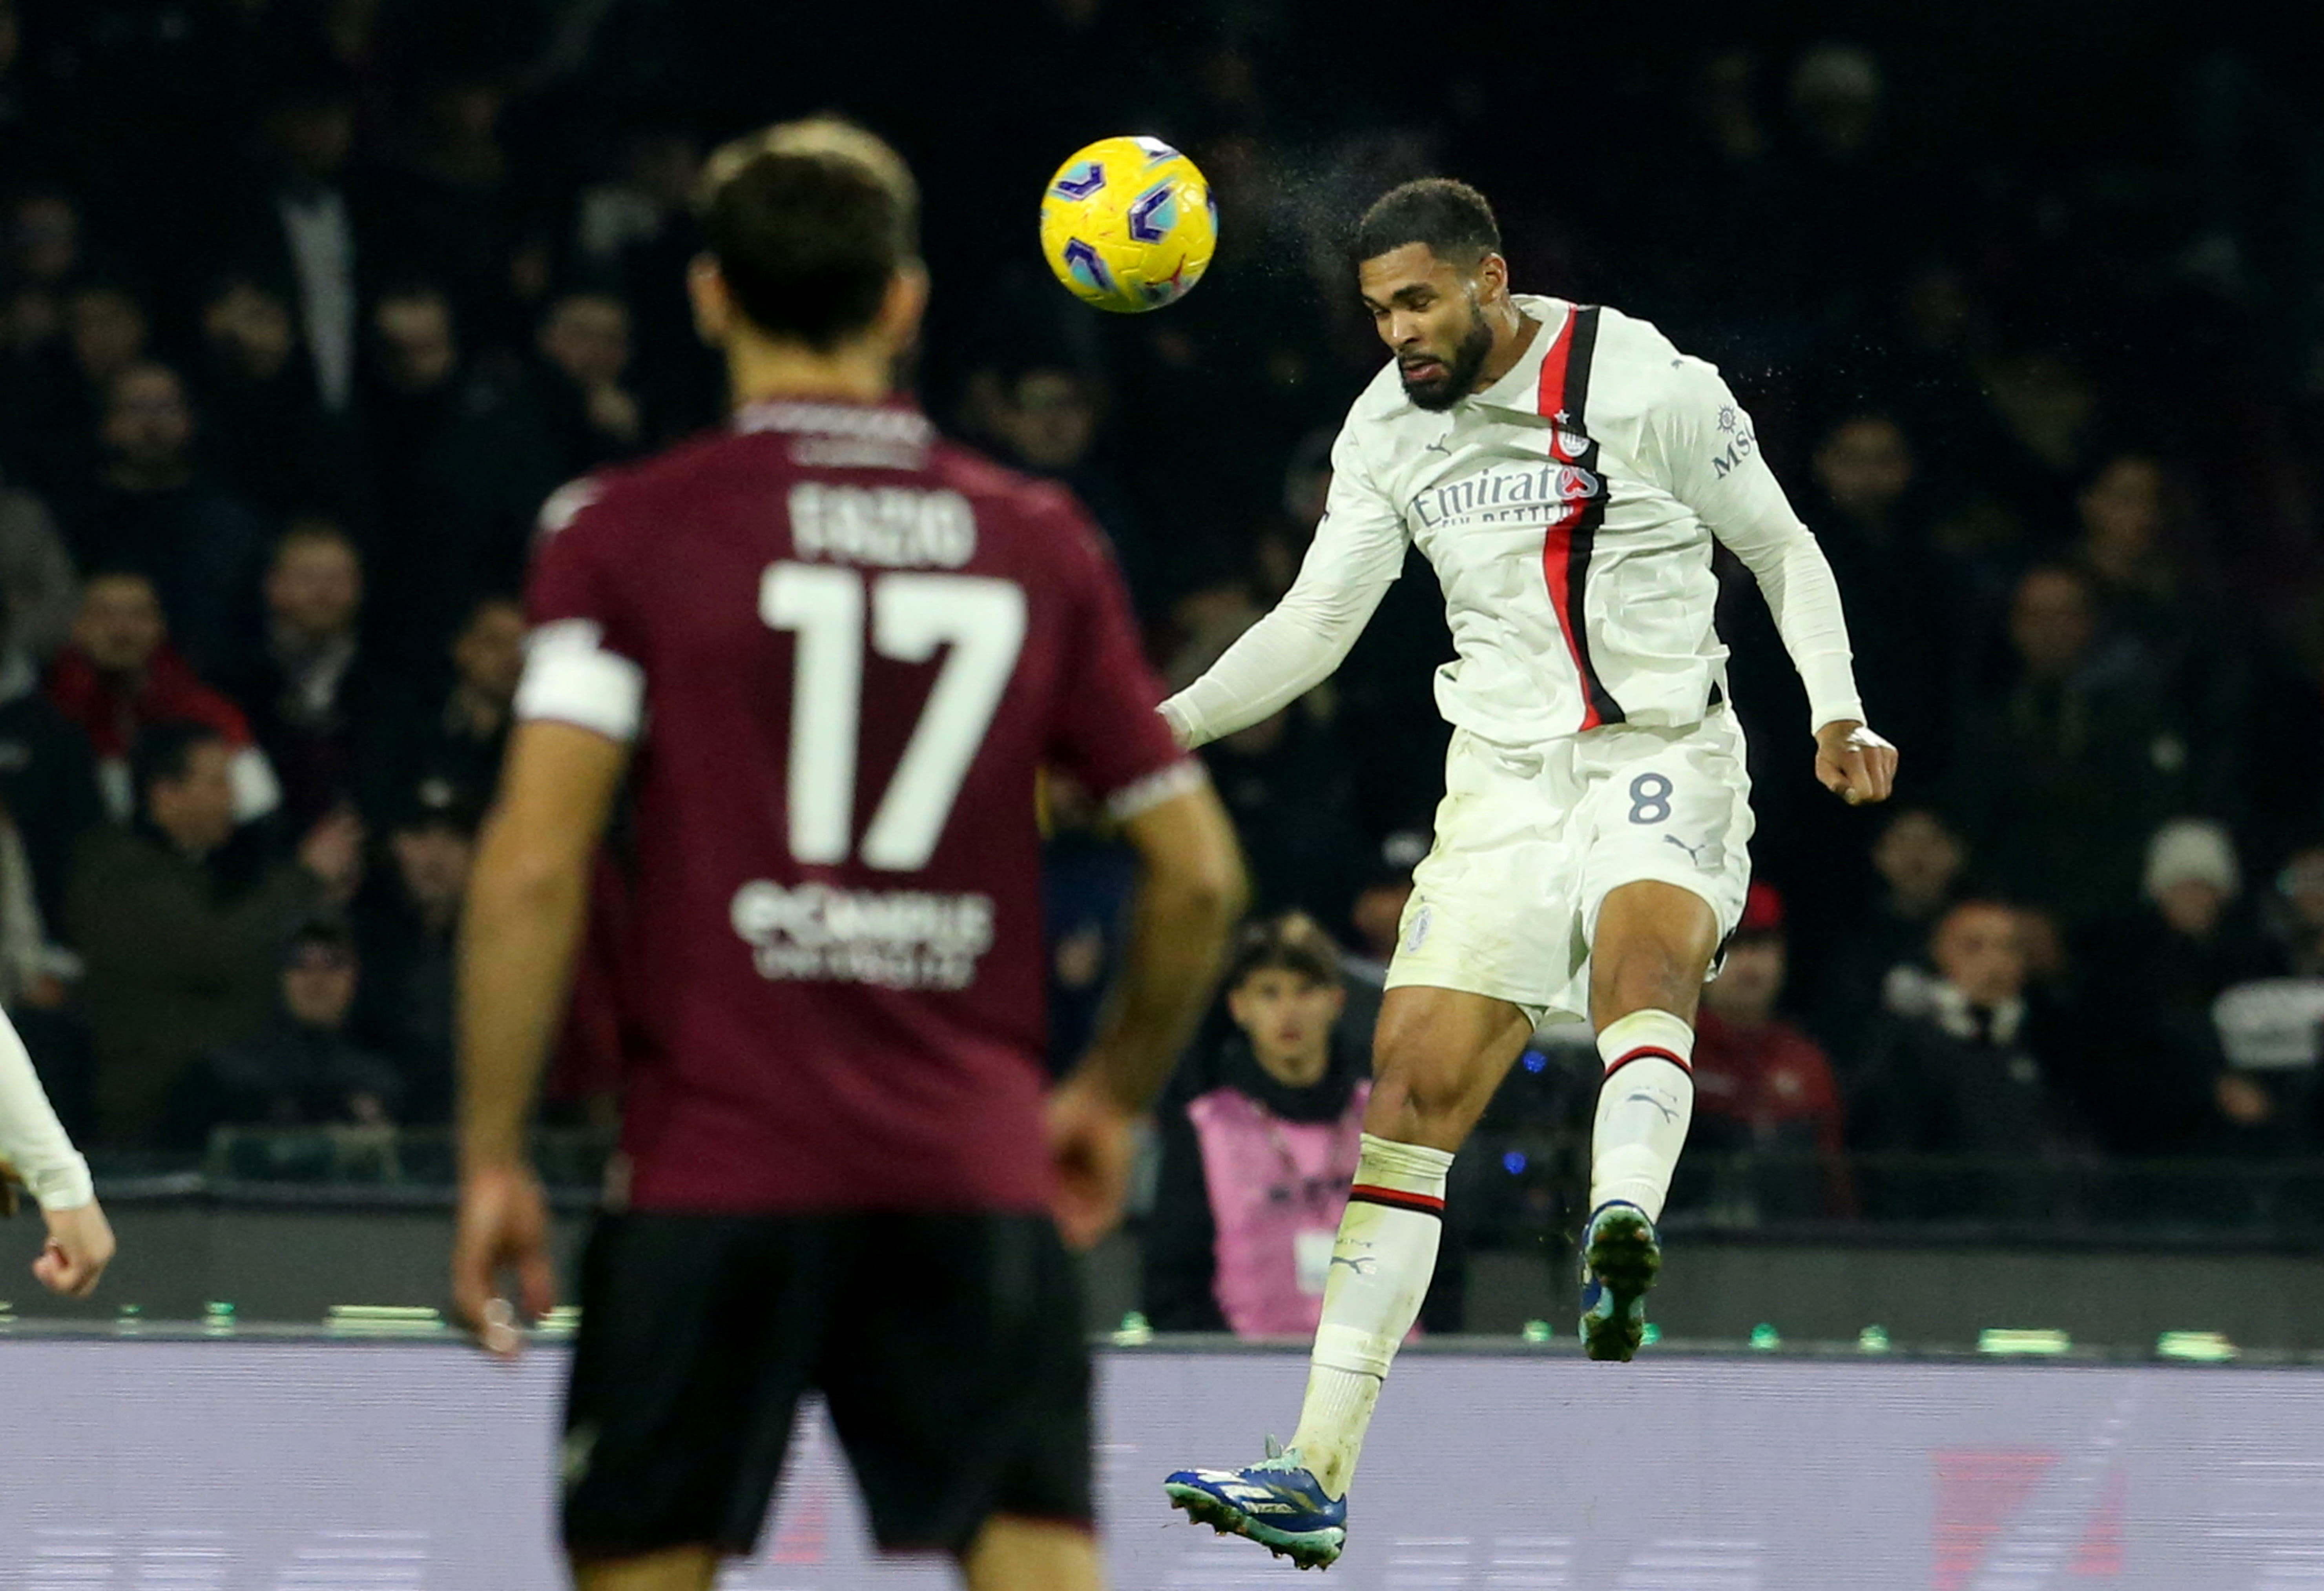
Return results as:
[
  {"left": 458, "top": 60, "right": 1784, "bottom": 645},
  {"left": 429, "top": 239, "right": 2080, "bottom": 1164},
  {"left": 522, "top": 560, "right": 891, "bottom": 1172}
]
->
[
  {"left": 730, "top": 879, "right": 996, "bottom": 992},
  {"left": 790, "top": 481, "right": 977, "bottom": 568}
]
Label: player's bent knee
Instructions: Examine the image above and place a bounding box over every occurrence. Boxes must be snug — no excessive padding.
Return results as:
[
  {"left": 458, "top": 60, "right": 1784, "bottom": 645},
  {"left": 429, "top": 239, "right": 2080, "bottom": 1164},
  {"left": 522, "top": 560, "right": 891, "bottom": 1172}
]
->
[
  {"left": 1594, "top": 939, "right": 1704, "bottom": 1012},
  {"left": 1592, "top": 883, "right": 1720, "bottom": 1015},
  {"left": 1367, "top": 1032, "right": 1502, "bottom": 1148}
]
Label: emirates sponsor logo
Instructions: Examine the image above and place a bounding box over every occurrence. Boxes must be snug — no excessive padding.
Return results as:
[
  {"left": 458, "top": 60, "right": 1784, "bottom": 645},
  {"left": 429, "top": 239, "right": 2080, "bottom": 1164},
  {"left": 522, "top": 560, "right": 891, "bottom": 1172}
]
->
[{"left": 1408, "top": 460, "right": 1601, "bottom": 531}]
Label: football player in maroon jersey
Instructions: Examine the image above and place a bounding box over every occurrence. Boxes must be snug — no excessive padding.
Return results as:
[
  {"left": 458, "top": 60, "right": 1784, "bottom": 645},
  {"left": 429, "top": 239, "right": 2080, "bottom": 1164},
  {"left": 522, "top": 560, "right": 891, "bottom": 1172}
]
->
[{"left": 450, "top": 120, "right": 1244, "bottom": 1591}]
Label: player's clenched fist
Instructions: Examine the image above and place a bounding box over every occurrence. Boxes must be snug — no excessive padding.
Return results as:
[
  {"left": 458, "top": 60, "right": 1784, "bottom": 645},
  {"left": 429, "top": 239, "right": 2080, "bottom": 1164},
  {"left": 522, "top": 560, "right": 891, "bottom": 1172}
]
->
[
  {"left": 1045, "top": 1074, "right": 1138, "bottom": 1251},
  {"left": 1814, "top": 720, "right": 1897, "bottom": 807},
  {"left": 2, "top": 1156, "right": 116, "bottom": 1298},
  {"left": 35, "top": 1202, "right": 115, "bottom": 1298}
]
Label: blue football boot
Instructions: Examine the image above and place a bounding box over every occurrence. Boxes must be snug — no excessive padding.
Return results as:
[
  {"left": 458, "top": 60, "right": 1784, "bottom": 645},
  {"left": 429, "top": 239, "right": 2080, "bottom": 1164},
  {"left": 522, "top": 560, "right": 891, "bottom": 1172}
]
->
[
  {"left": 1579, "top": 1199, "right": 1662, "bottom": 1361},
  {"left": 1164, "top": 1437, "right": 1348, "bottom": 1570}
]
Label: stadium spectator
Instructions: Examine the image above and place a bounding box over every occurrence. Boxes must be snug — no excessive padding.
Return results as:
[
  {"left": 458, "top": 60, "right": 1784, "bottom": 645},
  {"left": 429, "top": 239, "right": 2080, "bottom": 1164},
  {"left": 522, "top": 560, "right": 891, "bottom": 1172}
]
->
[
  {"left": 1173, "top": 618, "right": 1364, "bottom": 927},
  {"left": 1851, "top": 899, "right": 2079, "bottom": 1214},
  {"left": 0, "top": 463, "right": 79, "bottom": 661},
  {"left": 1144, "top": 915, "right": 1394, "bottom": 1336},
  {"left": 2073, "top": 820, "right": 2271, "bottom": 1156},
  {"left": 363, "top": 594, "right": 524, "bottom": 808},
  {"left": 1040, "top": 770, "right": 1137, "bottom": 1074},
  {"left": 194, "top": 273, "right": 358, "bottom": 522},
  {"left": 376, "top": 63, "right": 531, "bottom": 350},
  {"left": 356, "top": 282, "right": 558, "bottom": 646},
  {"left": 168, "top": 916, "right": 401, "bottom": 1149},
  {"left": 1798, "top": 413, "right": 1964, "bottom": 778},
  {"left": 1344, "top": 829, "right": 1427, "bottom": 988},
  {"left": 65, "top": 364, "right": 266, "bottom": 674},
  {"left": 47, "top": 569, "right": 276, "bottom": 824},
  {"left": 983, "top": 360, "right": 1147, "bottom": 609},
  {"left": 1689, "top": 885, "right": 1848, "bottom": 1218},
  {"left": 65, "top": 722, "right": 357, "bottom": 1147},
  {"left": 0, "top": 189, "right": 81, "bottom": 363},
  {"left": 2209, "top": 968, "right": 2324, "bottom": 1158},
  {"left": 7, "top": 274, "right": 151, "bottom": 507},
  {"left": 572, "top": 122, "right": 703, "bottom": 277},
  {"left": 0, "top": 605, "right": 102, "bottom": 927},
  {"left": 570, "top": 119, "right": 719, "bottom": 430},
  {"left": 526, "top": 289, "right": 648, "bottom": 474},
  {"left": 0, "top": 752, "right": 91, "bottom": 1148},
  {"left": 1950, "top": 564, "right": 2186, "bottom": 929},
  {"left": 0, "top": 790, "right": 66, "bottom": 1011},
  {"left": 1813, "top": 806, "right": 1968, "bottom": 1066},
  {"left": 352, "top": 777, "right": 477, "bottom": 1124},
  {"left": 219, "top": 521, "right": 382, "bottom": 832},
  {"left": 2260, "top": 844, "right": 2324, "bottom": 979},
  {"left": 2071, "top": 452, "right": 2250, "bottom": 816},
  {"left": 212, "top": 61, "right": 372, "bottom": 415}
]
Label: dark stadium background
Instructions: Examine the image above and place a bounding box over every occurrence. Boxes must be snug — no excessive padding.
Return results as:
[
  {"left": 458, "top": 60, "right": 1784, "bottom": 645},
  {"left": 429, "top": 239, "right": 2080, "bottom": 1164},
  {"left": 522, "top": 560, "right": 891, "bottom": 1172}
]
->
[{"left": 1, "top": 0, "right": 2322, "bottom": 1343}]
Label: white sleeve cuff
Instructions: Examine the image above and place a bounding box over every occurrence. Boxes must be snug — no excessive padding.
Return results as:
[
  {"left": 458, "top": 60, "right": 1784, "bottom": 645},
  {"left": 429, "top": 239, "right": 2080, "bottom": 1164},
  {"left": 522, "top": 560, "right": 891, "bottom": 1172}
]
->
[
  {"left": 516, "top": 620, "right": 646, "bottom": 742},
  {"left": 1105, "top": 759, "right": 1209, "bottom": 822},
  {"left": 28, "top": 1153, "right": 93, "bottom": 1211},
  {"left": 1157, "top": 698, "right": 1198, "bottom": 751},
  {"left": 1800, "top": 657, "right": 1867, "bottom": 733}
]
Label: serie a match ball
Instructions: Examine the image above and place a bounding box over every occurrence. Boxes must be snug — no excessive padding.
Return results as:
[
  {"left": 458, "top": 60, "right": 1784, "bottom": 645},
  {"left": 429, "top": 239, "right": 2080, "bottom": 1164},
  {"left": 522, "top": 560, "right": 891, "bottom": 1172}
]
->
[{"left": 1039, "top": 136, "right": 1217, "bottom": 314}]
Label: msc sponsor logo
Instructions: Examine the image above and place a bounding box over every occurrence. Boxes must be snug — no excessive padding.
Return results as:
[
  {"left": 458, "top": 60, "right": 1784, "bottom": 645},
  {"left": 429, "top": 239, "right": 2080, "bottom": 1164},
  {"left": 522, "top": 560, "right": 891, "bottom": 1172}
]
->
[
  {"left": 1708, "top": 425, "right": 1758, "bottom": 479},
  {"left": 730, "top": 879, "right": 996, "bottom": 991}
]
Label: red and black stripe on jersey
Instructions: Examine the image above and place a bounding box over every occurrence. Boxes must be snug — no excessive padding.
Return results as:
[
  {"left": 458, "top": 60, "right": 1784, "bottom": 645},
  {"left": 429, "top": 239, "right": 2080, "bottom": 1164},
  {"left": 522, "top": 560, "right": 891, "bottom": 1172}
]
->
[{"left": 1535, "top": 305, "right": 1626, "bottom": 733}]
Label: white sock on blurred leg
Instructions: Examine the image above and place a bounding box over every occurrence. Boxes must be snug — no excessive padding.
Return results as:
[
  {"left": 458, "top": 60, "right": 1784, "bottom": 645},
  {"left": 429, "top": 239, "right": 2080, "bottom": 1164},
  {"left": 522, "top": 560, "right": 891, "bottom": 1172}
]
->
[
  {"left": 1286, "top": 1133, "right": 1452, "bottom": 1500},
  {"left": 1588, "top": 1008, "right": 1696, "bottom": 1222}
]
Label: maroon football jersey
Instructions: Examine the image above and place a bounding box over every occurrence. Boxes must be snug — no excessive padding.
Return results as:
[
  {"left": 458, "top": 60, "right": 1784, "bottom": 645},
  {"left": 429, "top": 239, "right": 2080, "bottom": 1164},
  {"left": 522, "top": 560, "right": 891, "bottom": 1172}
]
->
[{"left": 518, "top": 398, "right": 1195, "bottom": 1213}]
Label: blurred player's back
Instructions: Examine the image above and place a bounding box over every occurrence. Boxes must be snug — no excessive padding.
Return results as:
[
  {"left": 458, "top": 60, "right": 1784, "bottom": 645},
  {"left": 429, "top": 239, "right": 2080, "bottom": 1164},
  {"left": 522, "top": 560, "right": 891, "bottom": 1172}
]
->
[{"left": 523, "top": 396, "right": 1191, "bottom": 1212}]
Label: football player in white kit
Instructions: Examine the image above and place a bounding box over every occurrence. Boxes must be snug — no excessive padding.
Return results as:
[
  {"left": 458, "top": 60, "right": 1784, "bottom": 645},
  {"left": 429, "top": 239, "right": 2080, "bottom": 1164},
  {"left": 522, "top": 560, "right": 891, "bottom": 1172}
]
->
[{"left": 1164, "top": 179, "right": 1896, "bottom": 1567}]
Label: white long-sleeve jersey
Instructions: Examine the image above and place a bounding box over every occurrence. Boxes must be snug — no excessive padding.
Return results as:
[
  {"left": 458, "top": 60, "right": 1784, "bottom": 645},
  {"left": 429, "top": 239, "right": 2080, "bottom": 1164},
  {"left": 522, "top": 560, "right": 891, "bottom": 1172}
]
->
[{"left": 1162, "top": 295, "right": 1865, "bottom": 750}]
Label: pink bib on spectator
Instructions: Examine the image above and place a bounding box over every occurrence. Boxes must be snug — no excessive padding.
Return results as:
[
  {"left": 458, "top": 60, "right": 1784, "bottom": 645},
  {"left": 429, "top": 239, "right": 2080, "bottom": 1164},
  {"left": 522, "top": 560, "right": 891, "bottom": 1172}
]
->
[{"left": 1185, "top": 1081, "right": 1369, "bottom": 1338}]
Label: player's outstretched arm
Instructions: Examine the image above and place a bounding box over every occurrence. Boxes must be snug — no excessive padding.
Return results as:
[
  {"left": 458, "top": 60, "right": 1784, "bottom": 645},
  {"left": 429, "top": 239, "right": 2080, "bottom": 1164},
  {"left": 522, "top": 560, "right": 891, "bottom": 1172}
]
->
[
  {"left": 453, "top": 720, "right": 629, "bottom": 1355},
  {"left": 1158, "top": 427, "right": 1407, "bottom": 750},
  {"left": 1047, "top": 783, "right": 1246, "bottom": 1248},
  {"left": 1659, "top": 359, "right": 1899, "bottom": 804},
  {"left": 0, "top": 1005, "right": 112, "bottom": 1298}
]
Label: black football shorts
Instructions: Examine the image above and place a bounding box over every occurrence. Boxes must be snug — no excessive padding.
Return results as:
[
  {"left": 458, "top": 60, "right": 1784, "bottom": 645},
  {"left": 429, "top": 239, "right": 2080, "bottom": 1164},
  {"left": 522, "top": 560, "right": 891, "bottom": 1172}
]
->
[{"left": 558, "top": 1210, "right": 1092, "bottom": 1560}]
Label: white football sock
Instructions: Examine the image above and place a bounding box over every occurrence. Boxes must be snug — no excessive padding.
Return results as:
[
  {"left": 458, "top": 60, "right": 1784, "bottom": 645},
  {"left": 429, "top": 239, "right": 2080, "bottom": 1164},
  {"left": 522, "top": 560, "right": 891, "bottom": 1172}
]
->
[
  {"left": 1588, "top": 1008, "right": 1696, "bottom": 1222},
  {"left": 1287, "top": 1133, "right": 1453, "bottom": 1500}
]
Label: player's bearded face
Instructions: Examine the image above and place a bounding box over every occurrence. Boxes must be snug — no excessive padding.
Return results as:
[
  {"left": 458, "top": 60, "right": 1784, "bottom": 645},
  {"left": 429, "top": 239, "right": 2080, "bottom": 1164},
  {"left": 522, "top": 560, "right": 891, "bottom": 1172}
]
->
[{"left": 1396, "top": 286, "right": 1494, "bottom": 412}]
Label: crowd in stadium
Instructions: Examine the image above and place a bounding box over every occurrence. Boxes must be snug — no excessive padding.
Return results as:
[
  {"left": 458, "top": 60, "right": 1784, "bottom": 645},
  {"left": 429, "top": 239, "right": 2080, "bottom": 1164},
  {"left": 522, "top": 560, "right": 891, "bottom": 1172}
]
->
[{"left": 0, "top": 0, "right": 2319, "bottom": 1182}]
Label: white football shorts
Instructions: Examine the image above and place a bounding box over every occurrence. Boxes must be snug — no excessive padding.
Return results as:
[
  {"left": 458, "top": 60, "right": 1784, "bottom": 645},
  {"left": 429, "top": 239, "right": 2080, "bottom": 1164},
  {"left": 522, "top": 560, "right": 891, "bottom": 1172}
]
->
[{"left": 1386, "top": 707, "right": 1755, "bottom": 1027}]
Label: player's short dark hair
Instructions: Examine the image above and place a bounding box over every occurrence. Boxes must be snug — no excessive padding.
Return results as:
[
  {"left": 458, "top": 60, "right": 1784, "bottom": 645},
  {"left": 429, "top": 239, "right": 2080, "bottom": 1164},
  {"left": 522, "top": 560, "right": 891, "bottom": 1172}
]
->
[
  {"left": 130, "top": 719, "right": 226, "bottom": 811},
  {"left": 697, "top": 118, "right": 920, "bottom": 351},
  {"left": 1226, "top": 912, "right": 1343, "bottom": 991},
  {"left": 1351, "top": 178, "right": 1501, "bottom": 271}
]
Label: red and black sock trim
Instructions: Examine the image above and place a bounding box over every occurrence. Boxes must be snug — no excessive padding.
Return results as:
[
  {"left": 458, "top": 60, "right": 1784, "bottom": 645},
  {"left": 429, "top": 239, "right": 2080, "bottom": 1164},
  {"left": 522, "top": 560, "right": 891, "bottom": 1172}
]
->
[
  {"left": 1348, "top": 1183, "right": 1446, "bottom": 1219},
  {"left": 1536, "top": 304, "right": 1624, "bottom": 733},
  {"left": 1602, "top": 1044, "right": 1692, "bottom": 1080}
]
